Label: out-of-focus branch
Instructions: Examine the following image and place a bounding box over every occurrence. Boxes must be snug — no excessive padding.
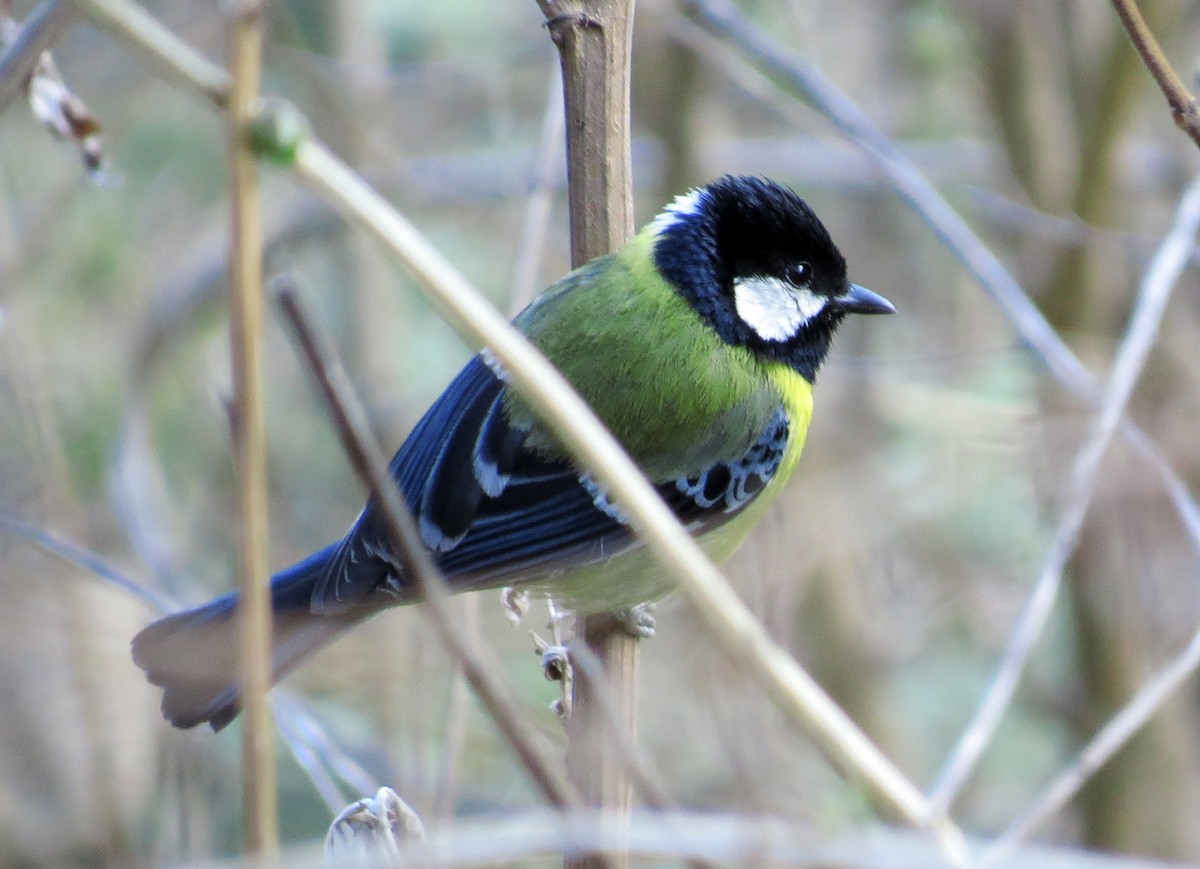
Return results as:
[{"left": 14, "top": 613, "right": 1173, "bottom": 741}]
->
[
  {"left": 274, "top": 709, "right": 347, "bottom": 815},
  {"left": 225, "top": 0, "right": 276, "bottom": 856},
  {"left": 932, "top": 173, "right": 1200, "bottom": 812},
  {"left": 507, "top": 66, "right": 565, "bottom": 313},
  {"left": 0, "top": 0, "right": 74, "bottom": 114},
  {"left": 971, "top": 175, "right": 1200, "bottom": 857},
  {"left": 0, "top": 513, "right": 178, "bottom": 612},
  {"left": 273, "top": 694, "right": 380, "bottom": 816},
  {"left": 1109, "top": 0, "right": 1200, "bottom": 149},
  {"left": 991, "top": 614, "right": 1200, "bottom": 857},
  {"left": 298, "top": 809, "right": 1174, "bottom": 868},
  {"left": 274, "top": 281, "right": 583, "bottom": 816},
  {"left": 64, "top": 0, "right": 228, "bottom": 106}
]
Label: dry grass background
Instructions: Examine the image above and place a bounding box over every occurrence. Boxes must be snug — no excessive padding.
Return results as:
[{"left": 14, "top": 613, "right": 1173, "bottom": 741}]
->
[{"left": 3, "top": 0, "right": 1200, "bottom": 865}]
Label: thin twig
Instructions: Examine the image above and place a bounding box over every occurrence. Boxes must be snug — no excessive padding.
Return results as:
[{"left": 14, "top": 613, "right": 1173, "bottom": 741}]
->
[
  {"left": 272, "top": 694, "right": 393, "bottom": 819},
  {"left": 966, "top": 175, "right": 1200, "bottom": 856},
  {"left": 370, "top": 809, "right": 1135, "bottom": 868},
  {"left": 65, "top": 0, "right": 228, "bottom": 106},
  {"left": 274, "top": 696, "right": 380, "bottom": 798},
  {"left": 988, "top": 619, "right": 1200, "bottom": 859},
  {"left": 0, "top": 512, "right": 178, "bottom": 612},
  {"left": 273, "top": 280, "right": 584, "bottom": 816},
  {"left": 931, "top": 174, "right": 1200, "bottom": 814},
  {"left": 1109, "top": 0, "right": 1200, "bottom": 149},
  {"left": 433, "top": 596, "right": 476, "bottom": 822},
  {"left": 70, "top": 0, "right": 960, "bottom": 848},
  {"left": 274, "top": 706, "right": 347, "bottom": 815},
  {"left": 507, "top": 64, "right": 565, "bottom": 314},
  {"left": 225, "top": 0, "right": 277, "bottom": 854},
  {"left": 0, "top": 0, "right": 74, "bottom": 114}
]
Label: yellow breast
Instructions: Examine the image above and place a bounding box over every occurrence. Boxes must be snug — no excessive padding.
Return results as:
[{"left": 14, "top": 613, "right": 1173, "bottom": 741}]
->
[{"left": 527, "top": 362, "right": 814, "bottom": 613}]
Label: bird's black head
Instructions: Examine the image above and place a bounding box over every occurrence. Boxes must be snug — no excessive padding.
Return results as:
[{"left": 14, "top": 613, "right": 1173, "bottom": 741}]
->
[{"left": 651, "top": 175, "right": 893, "bottom": 382}]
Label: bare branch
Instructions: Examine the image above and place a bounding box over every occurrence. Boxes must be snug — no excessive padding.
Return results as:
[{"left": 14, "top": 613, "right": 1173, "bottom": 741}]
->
[
  {"left": 1109, "top": 0, "right": 1200, "bottom": 149},
  {"left": 933, "top": 173, "right": 1200, "bottom": 814},
  {"left": 273, "top": 706, "right": 348, "bottom": 815},
  {"left": 0, "top": 0, "right": 74, "bottom": 114},
  {"left": 965, "top": 175, "right": 1200, "bottom": 855},
  {"left": 507, "top": 66, "right": 565, "bottom": 314},
  {"left": 366, "top": 809, "right": 1167, "bottom": 868},
  {"left": 990, "top": 627, "right": 1200, "bottom": 858},
  {"left": 0, "top": 512, "right": 178, "bottom": 612},
  {"left": 225, "top": 0, "right": 277, "bottom": 854}
]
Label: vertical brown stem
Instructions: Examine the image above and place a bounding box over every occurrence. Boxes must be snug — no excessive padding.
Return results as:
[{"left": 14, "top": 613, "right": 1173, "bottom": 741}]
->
[
  {"left": 536, "top": 2, "right": 637, "bottom": 868},
  {"left": 226, "top": 0, "right": 277, "bottom": 856},
  {"left": 542, "top": 0, "right": 635, "bottom": 263}
]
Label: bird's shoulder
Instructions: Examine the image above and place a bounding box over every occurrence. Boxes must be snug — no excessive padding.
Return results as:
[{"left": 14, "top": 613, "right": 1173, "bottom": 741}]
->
[{"left": 509, "top": 232, "right": 799, "bottom": 478}]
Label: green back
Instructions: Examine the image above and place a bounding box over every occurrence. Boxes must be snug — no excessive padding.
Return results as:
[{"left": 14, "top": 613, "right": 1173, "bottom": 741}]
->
[{"left": 506, "top": 230, "right": 782, "bottom": 481}]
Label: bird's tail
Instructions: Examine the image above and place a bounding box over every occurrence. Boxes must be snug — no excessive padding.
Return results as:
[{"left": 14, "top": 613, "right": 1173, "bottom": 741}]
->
[{"left": 132, "top": 543, "right": 365, "bottom": 731}]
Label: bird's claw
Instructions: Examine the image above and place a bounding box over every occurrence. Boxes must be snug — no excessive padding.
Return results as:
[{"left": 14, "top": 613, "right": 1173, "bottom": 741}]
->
[{"left": 616, "top": 603, "right": 656, "bottom": 638}]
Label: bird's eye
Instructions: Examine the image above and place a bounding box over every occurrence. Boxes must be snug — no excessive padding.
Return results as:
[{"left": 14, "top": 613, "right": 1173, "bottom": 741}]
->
[{"left": 785, "top": 262, "right": 812, "bottom": 286}]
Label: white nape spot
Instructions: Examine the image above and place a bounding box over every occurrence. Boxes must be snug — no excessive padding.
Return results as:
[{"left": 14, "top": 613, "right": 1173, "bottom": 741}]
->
[
  {"left": 733, "top": 276, "right": 826, "bottom": 342},
  {"left": 647, "top": 188, "right": 706, "bottom": 236}
]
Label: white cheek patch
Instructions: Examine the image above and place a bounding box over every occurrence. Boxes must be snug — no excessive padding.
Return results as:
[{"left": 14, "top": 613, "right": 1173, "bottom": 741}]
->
[
  {"left": 733, "top": 276, "right": 826, "bottom": 342},
  {"left": 647, "top": 188, "right": 706, "bottom": 236}
]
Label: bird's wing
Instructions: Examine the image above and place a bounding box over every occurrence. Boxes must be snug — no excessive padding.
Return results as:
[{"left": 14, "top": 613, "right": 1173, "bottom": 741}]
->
[{"left": 310, "top": 355, "right": 791, "bottom": 616}]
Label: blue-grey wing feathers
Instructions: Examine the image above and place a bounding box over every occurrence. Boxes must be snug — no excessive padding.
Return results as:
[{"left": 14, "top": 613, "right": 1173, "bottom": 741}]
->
[
  {"left": 673, "top": 408, "right": 788, "bottom": 513},
  {"left": 311, "top": 354, "right": 790, "bottom": 616}
]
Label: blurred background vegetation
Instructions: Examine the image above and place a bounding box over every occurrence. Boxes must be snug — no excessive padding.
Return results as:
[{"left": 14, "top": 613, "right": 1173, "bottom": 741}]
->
[{"left": 2, "top": 0, "right": 1200, "bottom": 865}]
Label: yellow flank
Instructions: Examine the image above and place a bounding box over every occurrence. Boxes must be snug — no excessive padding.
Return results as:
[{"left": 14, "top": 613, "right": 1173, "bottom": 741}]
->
[{"left": 526, "top": 361, "right": 814, "bottom": 614}]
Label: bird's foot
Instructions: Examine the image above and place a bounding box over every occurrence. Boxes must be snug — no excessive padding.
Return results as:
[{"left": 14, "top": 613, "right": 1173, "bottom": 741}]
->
[
  {"left": 501, "top": 587, "right": 530, "bottom": 625},
  {"left": 615, "top": 602, "right": 656, "bottom": 638}
]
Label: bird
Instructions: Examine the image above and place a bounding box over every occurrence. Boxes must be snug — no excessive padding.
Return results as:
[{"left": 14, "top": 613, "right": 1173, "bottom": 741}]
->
[{"left": 132, "top": 175, "right": 894, "bottom": 731}]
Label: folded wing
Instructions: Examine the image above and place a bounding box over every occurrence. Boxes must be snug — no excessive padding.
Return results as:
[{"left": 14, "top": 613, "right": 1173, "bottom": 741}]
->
[{"left": 310, "top": 355, "right": 790, "bottom": 616}]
